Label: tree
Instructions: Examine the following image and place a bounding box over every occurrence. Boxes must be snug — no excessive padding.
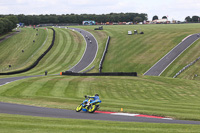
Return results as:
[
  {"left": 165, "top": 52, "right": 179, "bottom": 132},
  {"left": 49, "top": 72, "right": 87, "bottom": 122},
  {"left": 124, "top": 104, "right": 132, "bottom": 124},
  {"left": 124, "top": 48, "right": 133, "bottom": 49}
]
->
[
  {"left": 0, "top": 20, "right": 4, "bottom": 34},
  {"left": 0, "top": 18, "right": 13, "bottom": 33},
  {"left": 192, "top": 16, "right": 199, "bottom": 23},
  {"left": 162, "top": 16, "right": 167, "bottom": 19},
  {"left": 5, "top": 15, "right": 18, "bottom": 29},
  {"left": 185, "top": 16, "right": 192, "bottom": 22},
  {"left": 134, "top": 16, "right": 143, "bottom": 23},
  {"left": 2, "top": 13, "right": 148, "bottom": 25},
  {"left": 152, "top": 15, "right": 158, "bottom": 21}
]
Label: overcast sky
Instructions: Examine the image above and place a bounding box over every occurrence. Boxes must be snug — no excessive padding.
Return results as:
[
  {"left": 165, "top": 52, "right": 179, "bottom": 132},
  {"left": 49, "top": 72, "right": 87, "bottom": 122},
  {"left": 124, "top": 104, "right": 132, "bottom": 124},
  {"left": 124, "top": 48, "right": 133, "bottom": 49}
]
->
[{"left": 0, "top": 0, "right": 199, "bottom": 21}]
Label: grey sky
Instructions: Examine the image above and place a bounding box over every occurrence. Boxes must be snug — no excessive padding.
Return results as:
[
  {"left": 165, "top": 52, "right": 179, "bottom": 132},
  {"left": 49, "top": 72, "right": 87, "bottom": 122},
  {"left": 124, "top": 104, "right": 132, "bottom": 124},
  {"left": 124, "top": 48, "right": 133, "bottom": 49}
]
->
[{"left": 0, "top": 0, "right": 199, "bottom": 21}]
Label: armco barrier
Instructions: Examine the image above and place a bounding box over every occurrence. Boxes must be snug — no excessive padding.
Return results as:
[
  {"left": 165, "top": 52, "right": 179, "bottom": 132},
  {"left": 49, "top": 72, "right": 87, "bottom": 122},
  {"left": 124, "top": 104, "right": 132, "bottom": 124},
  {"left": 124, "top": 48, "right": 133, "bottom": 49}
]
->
[
  {"left": 0, "top": 28, "right": 55, "bottom": 75},
  {"left": 99, "top": 36, "right": 110, "bottom": 73},
  {"left": 61, "top": 71, "right": 137, "bottom": 76},
  {"left": 173, "top": 56, "right": 200, "bottom": 78}
]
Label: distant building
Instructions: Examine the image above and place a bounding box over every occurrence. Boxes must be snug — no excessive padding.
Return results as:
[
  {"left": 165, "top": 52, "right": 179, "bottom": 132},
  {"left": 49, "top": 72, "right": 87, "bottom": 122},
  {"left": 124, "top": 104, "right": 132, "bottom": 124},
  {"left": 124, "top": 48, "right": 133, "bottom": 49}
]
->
[{"left": 82, "top": 21, "right": 95, "bottom": 25}]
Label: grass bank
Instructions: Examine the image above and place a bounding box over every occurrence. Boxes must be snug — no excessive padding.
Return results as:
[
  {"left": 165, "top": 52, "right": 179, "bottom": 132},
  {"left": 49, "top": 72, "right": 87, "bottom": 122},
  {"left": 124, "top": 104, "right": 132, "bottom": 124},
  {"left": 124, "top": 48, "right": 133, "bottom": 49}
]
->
[
  {"left": 75, "top": 24, "right": 200, "bottom": 78},
  {"left": 0, "top": 28, "right": 48, "bottom": 72},
  {"left": 0, "top": 27, "right": 86, "bottom": 77},
  {"left": 0, "top": 75, "right": 199, "bottom": 121}
]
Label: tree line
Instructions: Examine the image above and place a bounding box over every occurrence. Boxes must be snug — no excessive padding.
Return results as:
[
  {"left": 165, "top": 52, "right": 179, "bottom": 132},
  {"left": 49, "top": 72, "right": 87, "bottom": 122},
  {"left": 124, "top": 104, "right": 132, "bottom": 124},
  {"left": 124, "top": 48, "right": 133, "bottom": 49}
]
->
[
  {"left": 185, "top": 16, "right": 200, "bottom": 23},
  {"left": 152, "top": 15, "right": 168, "bottom": 21},
  {"left": 1, "top": 13, "right": 148, "bottom": 26},
  {"left": 0, "top": 15, "right": 18, "bottom": 35},
  {"left": 152, "top": 15, "right": 200, "bottom": 23}
]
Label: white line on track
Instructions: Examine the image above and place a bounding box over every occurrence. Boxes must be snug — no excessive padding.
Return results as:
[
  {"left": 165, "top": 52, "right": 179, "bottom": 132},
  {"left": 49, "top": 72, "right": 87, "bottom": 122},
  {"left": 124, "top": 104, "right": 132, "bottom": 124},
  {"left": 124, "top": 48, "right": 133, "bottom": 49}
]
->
[
  {"left": 111, "top": 113, "right": 139, "bottom": 116},
  {"left": 0, "top": 82, "right": 10, "bottom": 86}
]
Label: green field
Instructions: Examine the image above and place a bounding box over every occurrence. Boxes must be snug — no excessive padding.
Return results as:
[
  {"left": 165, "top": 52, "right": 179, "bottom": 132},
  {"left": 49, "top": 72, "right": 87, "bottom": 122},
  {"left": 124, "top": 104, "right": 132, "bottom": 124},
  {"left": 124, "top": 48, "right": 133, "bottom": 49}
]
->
[
  {"left": 0, "top": 28, "right": 48, "bottom": 72},
  {"left": 2, "top": 24, "right": 200, "bottom": 79},
  {"left": 1, "top": 24, "right": 200, "bottom": 132},
  {"left": 77, "top": 24, "right": 200, "bottom": 80},
  {"left": 0, "top": 27, "right": 86, "bottom": 76},
  {"left": 1, "top": 114, "right": 200, "bottom": 133}
]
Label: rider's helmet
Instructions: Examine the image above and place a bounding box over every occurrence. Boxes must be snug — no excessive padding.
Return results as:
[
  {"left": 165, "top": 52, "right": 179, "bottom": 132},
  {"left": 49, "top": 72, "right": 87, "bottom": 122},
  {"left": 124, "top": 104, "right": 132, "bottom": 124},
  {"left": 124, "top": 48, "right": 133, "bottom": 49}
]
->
[{"left": 95, "top": 94, "right": 99, "bottom": 96}]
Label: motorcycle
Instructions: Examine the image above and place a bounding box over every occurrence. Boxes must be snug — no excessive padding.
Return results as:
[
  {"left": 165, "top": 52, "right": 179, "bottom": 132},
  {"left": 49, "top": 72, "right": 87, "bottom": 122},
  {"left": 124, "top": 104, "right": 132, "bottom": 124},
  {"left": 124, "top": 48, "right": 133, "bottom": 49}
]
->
[{"left": 75, "top": 96, "right": 101, "bottom": 113}]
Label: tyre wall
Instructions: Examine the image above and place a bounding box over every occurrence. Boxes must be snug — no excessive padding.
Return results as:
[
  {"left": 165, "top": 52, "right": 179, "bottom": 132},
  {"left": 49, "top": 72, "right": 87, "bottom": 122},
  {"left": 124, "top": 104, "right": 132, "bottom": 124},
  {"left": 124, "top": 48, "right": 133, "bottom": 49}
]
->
[{"left": 61, "top": 71, "right": 137, "bottom": 76}]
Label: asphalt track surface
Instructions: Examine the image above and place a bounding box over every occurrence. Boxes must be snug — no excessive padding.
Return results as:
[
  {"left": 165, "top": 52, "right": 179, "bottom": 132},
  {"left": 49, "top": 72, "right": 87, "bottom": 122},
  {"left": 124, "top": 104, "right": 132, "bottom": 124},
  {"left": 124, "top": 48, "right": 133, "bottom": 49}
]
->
[
  {"left": 67, "top": 27, "right": 98, "bottom": 73},
  {"left": 144, "top": 33, "right": 200, "bottom": 76},
  {"left": 0, "top": 75, "right": 43, "bottom": 86},
  {"left": 0, "top": 102, "right": 200, "bottom": 125},
  {"left": 0, "top": 31, "right": 20, "bottom": 43}
]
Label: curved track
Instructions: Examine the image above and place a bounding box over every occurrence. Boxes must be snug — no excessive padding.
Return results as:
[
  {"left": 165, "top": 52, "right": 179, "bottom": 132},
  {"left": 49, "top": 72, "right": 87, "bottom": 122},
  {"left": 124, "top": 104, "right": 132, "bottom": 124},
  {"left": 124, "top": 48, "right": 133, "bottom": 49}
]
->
[
  {"left": 0, "top": 102, "right": 200, "bottom": 125},
  {"left": 144, "top": 33, "right": 200, "bottom": 76},
  {"left": 67, "top": 27, "right": 98, "bottom": 72}
]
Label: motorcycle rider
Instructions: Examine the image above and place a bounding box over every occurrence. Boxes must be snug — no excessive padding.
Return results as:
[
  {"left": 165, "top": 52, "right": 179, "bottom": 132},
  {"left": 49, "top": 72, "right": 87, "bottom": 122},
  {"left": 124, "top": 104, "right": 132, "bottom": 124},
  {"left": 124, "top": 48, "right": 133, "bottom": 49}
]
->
[{"left": 85, "top": 94, "right": 100, "bottom": 106}]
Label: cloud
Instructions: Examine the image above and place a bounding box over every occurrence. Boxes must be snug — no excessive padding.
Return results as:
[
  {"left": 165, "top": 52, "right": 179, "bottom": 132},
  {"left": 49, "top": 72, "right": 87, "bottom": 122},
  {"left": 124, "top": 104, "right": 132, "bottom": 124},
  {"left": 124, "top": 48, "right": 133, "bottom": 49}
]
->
[{"left": 1, "top": 0, "right": 200, "bottom": 21}]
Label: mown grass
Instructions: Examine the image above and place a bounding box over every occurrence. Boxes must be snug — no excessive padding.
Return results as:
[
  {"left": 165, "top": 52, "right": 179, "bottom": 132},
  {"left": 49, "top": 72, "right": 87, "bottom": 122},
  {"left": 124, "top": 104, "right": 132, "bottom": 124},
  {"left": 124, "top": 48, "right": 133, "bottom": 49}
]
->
[
  {"left": 77, "top": 24, "right": 200, "bottom": 76},
  {"left": 66, "top": 24, "right": 200, "bottom": 80},
  {"left": 0, "top": 75, "right": 200, "bottom": 121},
  {"left": 0, "top": 28, "right": 48, "bottom": 72},
  {"left": 0, "top": 27, "right": 86, "bottom": 77},
  {"left": 1, "top": 114, "right": 200, "bottom": 133},
  {"left": 0, "top": 30, "right": 17, "bottom": 40},
  {"left": 23, "top": 28, "right": 85, "bottom": 75}
]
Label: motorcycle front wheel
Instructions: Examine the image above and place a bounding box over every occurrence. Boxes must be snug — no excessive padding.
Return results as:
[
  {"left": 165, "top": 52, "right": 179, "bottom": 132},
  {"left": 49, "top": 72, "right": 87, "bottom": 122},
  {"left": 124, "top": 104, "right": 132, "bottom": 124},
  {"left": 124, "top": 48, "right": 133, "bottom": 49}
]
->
[
  {"left": 76, "top": 105, "right": 82, "bottom": 112},
  {"left": 88, "top": 105, "right": 96, "bottom": 113}
]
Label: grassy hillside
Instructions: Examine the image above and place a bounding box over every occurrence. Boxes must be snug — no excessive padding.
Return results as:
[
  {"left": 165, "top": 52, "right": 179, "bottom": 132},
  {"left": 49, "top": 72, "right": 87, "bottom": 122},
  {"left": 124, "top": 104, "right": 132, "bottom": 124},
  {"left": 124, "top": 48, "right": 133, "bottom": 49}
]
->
[
  {"left": 0, "top": 28, "right": 48, "bottom": 72},
  {"left": 1, "top": 24, "right": 200, "bottom": 77},
  {"left": 0, "top": 27, "right": 86, "bottom": 77},
  {"left": 23, "top": 28, "right": 86, "bottom": 75},
  {"left": 1, "top": 114, "right": 200, "bottom": 133},
  {"left": 0, "top": 75, "right": 200, "bottom": 121},
  {"left": 1, "top": 24, "right": 200, "bottom": 132},
  {"left": 78, "top": 24, "right": 200, "bottom": 77}
]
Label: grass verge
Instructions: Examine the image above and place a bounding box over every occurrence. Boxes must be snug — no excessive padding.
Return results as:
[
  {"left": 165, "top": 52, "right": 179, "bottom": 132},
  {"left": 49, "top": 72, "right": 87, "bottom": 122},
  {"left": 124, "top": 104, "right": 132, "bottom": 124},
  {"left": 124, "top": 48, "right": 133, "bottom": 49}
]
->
[{"left": 0, "top": 114, "right": 200, "bottom": 133}]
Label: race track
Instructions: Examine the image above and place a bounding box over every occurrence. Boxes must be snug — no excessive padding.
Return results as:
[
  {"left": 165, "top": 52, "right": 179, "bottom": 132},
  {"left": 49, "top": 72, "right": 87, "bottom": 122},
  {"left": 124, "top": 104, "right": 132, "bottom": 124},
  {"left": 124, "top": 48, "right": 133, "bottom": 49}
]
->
[
  {"left": 144, "top": 33, "right": 200, "bottom": 76},
  {"left": 0, "top": 75, "right": 42, "bottom": 86},
  {"left": 0, "top": 102, "right": 200, "bottom": 125},
  {"left": 67, "top": 28, "right": 98, "bottom": 72}
]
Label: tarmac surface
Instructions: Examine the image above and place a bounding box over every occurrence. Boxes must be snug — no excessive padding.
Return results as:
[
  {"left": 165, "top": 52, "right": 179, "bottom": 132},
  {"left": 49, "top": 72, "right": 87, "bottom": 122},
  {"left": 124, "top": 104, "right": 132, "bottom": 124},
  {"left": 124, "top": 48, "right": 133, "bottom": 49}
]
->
[
  {"left": 144, "top": 33, "right": 200, "bottom": 76},
  {"left": 67, "top": 27, "right": 98, "bottom": 72},
  {"left": 0, "top": 75, "right": 43, "bottom": 86},
  {"left": 0, "top": 102, "right": 200, "bottom": 125}
]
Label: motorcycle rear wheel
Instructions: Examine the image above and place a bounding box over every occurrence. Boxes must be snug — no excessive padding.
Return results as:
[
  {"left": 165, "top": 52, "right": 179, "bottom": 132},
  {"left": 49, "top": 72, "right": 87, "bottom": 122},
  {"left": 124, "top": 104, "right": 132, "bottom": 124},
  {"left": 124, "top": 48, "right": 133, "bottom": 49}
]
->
[
  {"left": 76, "top": 105, "right": 82, "bottom": 112},
  {"left": 88, "top": 105, "right": 96, "bottom": 113}
]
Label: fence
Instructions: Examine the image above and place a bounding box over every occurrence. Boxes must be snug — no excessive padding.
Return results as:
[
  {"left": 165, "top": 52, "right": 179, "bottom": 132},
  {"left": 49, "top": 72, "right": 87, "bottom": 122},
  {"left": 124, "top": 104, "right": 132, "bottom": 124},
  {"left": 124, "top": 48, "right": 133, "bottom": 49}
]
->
[
  {"left": 99, "top": 36, "right": 110, "bottom": 73},
  {"left": 173, "top": 56, "right": 200, "bottom": 78}
]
